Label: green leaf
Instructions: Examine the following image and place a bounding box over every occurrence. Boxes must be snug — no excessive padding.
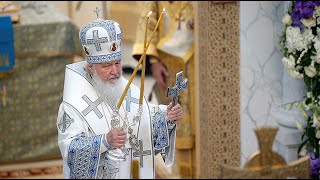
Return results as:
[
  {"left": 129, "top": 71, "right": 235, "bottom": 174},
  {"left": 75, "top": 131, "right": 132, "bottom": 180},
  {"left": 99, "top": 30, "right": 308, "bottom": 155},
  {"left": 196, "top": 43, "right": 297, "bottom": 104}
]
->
[
  {"left": 312, "top": 78, "right": 318, "bottom": 91},
  {"left": 298, "top": 139, "right": 309, "bottom": 155},
  {"left": 289, "top": 103, "right": 294, "bottom": 111},
  {"left": 297, "top": 103, "right": 308, "bottom": 121},
  {"left": 306, "top": 125, "right": 317, "bottom": 148},
  {"left": 288, "top": 1, "right": 294, "bottom": 14},
  {"left": 304, "top": 74, "right": 311, "bottom": 88},
  {"left": 305, "top": 98, "right": 311, "bottom": 105},
  {"left": 300, "top": 52, "right": 312, "bottom": 64}
]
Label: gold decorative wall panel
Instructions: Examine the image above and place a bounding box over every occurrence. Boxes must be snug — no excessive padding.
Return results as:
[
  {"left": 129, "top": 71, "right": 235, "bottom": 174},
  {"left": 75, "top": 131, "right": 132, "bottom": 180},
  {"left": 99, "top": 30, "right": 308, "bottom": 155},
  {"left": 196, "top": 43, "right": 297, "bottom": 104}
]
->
[{"left": 195, "top": 1, "right": 240, "bottom": 178}]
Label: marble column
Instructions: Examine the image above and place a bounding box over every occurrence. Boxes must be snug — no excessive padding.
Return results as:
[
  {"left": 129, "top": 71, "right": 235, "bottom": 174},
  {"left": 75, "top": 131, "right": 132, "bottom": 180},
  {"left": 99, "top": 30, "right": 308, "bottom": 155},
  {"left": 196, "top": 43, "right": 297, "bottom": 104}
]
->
[
  {"left": 273, "top": 67, "right": 307, "bottom": 163},
  {"left": 272, "top": 1, "right": 307, "bottom": 164},
  {"left": 240, "top": 1, "right": 307, "bottom": 165}
]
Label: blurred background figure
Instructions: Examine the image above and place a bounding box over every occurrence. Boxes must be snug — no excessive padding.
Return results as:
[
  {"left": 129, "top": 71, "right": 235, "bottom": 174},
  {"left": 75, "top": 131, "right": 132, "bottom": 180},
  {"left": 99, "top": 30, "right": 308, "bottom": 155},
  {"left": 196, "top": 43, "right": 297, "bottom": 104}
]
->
[{"left": 132, "top": 1, "right": 195, "bottom": 178}]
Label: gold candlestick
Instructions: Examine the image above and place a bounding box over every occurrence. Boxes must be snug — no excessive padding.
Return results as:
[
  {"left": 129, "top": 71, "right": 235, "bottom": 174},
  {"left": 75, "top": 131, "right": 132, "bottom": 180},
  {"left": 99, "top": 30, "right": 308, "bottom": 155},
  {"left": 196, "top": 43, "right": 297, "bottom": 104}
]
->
[{"left": 117, "top": 9, "right": 165, "bottom": 109}]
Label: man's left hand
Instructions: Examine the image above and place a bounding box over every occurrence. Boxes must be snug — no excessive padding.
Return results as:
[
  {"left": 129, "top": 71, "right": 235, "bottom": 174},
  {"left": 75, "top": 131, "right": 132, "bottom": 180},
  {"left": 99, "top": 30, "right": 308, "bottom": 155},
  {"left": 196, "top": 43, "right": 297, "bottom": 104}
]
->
[{"left": 167, "top": 102, "right": 183, "bottom": 122}]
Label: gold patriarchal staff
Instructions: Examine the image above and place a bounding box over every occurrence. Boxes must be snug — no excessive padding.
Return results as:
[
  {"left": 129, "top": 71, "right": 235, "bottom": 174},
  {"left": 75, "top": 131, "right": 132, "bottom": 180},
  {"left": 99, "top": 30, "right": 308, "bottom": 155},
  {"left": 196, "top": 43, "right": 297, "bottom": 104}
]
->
[
  {"left": 117, "top": 8, "right": 165, "bottom": 110},
  {"left": 139, "top": 10, "right": 151, "bottom": 106},
  {"left": 131, "top": 10, "right": 153, "bottom": 124}
]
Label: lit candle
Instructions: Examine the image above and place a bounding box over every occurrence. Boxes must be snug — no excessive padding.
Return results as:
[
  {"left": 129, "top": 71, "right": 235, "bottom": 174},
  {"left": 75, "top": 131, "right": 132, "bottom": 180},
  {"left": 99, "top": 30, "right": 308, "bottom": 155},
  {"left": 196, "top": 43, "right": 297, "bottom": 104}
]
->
[
  {"left": 146, "top": 8, "right": 165, "bottom": 49},
  {"left": 139, "top": 11, "right": 152, "bottom": 105},
  {"left": 117, "top": 9, "right": 165, "bottom": 109}
]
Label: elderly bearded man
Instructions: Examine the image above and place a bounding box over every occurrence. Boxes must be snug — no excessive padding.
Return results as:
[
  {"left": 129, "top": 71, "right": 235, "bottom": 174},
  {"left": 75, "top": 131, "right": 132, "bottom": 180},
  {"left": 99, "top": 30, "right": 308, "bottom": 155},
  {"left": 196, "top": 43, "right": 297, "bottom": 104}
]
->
[{"left": 56, "top": 13, "right": 183, "bottom": 179}]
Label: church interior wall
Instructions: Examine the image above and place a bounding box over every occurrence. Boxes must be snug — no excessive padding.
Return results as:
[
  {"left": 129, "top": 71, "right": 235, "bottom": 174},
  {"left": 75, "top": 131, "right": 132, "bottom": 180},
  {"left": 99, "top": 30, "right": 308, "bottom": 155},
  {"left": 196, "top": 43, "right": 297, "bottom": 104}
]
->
[
  {"left": 240, "top": 1, "right": 299, "bottom": 166},
  {"left": 0, "top": 1, "right": 308, "bottom": 178},
  {"left": 240, "top": 1, "right": 284, "bottom": 164}
]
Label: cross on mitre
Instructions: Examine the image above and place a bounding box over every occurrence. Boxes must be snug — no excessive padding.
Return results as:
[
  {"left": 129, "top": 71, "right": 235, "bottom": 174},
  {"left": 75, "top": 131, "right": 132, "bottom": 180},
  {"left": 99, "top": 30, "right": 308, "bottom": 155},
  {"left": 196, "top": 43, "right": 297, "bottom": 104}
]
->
[
  {"left": 94, "top": 7, "right": 101, "bottom": 18},
  {"left": 167, "top": 71, "right": 188, "bottom": 107}
]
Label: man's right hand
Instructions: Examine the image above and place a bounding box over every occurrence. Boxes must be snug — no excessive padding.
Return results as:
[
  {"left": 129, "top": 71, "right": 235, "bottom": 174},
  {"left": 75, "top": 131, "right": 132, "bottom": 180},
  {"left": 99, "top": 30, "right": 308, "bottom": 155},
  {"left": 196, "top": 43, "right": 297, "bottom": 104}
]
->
[
  {"left": 106, "top": 129, "right": 127, "bottom": 148},
  {"left": 151, "top": 62, "right": 169, "bottom": 90}
]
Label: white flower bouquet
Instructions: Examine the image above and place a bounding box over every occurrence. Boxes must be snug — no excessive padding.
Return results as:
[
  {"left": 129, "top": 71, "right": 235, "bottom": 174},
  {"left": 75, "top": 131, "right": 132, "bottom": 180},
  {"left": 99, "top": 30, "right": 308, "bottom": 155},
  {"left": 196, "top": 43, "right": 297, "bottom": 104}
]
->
[{"left": 279, "top": 1, "right": 320, "bottom": 178}]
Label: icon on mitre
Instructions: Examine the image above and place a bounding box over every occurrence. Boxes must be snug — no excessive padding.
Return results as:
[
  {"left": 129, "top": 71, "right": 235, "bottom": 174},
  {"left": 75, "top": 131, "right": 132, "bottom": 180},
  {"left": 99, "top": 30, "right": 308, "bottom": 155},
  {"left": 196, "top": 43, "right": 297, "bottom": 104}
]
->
[{"left": 0, "top": 1, "right": 20, "bottom": 23}]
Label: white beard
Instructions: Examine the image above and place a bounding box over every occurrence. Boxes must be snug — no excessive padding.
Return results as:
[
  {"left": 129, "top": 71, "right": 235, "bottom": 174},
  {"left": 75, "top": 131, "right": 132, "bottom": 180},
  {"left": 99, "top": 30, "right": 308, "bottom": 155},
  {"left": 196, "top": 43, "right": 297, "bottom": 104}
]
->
[{"left": 91, "top": 68, "right": 124, "bottom": 111}]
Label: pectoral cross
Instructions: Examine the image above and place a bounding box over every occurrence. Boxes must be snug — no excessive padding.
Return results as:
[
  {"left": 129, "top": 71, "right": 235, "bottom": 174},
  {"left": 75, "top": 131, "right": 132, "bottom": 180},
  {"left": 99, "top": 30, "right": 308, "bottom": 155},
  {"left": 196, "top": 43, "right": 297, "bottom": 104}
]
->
[
  {"left": 167, "top": 71, "right": 188, "bottom": 107},
  {"left": 133, "top": 140, "right": 151, "bottom": 168},
  {"left": 176, "top": 12, "right": 185, "bottom": 30}
]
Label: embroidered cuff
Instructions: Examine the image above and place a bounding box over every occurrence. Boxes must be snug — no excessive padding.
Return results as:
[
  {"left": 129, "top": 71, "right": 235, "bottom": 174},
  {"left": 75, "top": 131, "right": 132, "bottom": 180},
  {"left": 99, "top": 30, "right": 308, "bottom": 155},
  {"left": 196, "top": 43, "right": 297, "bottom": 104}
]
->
[
  {"left": 152, "top": 110, "right": 169, "bottom": 150},
  {"left": 67, "top": 135, "right": 101, "bottom": 179},
  {"left": 102, "top": 134, "right": 112, "bottom": 151}
]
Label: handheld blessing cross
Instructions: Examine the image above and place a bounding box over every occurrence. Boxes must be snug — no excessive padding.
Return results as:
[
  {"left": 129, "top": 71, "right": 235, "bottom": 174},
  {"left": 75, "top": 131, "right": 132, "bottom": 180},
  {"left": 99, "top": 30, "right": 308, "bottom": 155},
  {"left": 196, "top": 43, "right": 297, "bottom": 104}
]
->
[{"left": 166, "top": 71, "right": 188, "bottom": 118}]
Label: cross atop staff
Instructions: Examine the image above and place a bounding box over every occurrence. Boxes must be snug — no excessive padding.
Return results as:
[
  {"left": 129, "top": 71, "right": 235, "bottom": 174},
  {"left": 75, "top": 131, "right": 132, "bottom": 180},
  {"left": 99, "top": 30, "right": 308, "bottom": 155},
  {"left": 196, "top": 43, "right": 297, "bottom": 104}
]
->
[
  {"left": 94, "top": 7, "right": 101, "bottom": 18},
  {"left": 167, "top": 71, "right": 188, "bottom": 107}
]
